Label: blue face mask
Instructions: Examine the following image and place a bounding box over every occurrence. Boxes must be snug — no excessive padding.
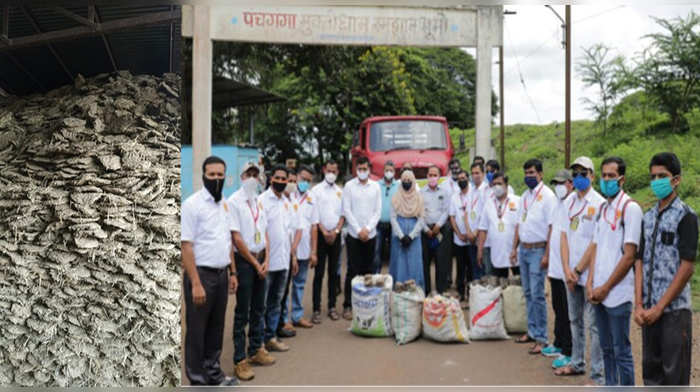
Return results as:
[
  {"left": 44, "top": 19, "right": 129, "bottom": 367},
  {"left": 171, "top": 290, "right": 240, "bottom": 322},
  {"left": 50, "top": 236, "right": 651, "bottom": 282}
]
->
[
  {"left": 297, "top": 181, "right": 309, "bottom": 193},
  {"left": 651, "top": 177, "right": 674, "bottom": 199},
  {"left": 486, "top": 172, "right": 495, "bottom": 184},
  {"left": 599, "top": 178, "right": 620, "bottom": 198},
  {"left": 524, "top": 176, "right": 539, "bottom": 189},
  {"left": 572, "top": 175, "right": 591, "bottom": 191}
]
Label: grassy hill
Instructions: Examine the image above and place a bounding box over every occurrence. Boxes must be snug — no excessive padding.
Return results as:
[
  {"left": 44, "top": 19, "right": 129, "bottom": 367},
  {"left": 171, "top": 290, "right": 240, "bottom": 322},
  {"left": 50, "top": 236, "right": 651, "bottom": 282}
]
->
[{"left": 449, "top": 116, "right": 700, "bottom": 310}]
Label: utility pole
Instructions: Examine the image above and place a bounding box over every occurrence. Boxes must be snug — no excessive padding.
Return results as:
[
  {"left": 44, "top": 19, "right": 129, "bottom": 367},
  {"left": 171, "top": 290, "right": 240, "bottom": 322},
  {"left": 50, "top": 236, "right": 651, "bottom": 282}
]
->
[
  {"left": 499, "top": 45, "right": 505, "bottom": 170},
  {"left": 565, "top": 5, "right": 571, "bottom": 168},
  {"left": 545, "top": 5, "right": 571, "bottom": 167}
]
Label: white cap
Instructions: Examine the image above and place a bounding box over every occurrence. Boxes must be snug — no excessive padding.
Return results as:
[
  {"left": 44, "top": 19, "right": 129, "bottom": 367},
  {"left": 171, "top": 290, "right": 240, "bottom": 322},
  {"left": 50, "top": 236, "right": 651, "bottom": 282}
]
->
[
  {"left": 240, "top": 161, "right": 261, "bottom": 176},
  {"left": 570, "top": 156, "right": 594, "bottom": 173}
]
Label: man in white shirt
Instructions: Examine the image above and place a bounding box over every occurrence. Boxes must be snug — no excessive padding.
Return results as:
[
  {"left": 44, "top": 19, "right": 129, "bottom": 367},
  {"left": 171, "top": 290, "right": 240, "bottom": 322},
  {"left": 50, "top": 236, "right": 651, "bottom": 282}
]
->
[
  {"left": 341, "top": 156, "right": 382, "bottom": 320},
  {"left": 468, "top": 162, "right": 488, "bottom": 277},
  {"left": 277, "top": 169, "right": 299, "bottom": 339},
  {"left": 229, "top": 161, "right": 272, "bottom": 381},
  {"left": 280, "top": 166, "right": 318, "bottom": 330},
  {"left": 543, "top": 169, "right": 574, "bottom": 367},
  {"left": 310, "top": 160, "right": 345, "bottom": 324},
  {"left": 554, "top": 156, "right": 605, "bottom": 385},
  {"left": 182, "top": 156, "right": 238, "bottom": 386},
  {"left": 586, "top": 157, "right": 642, "bottom": 386},
  {"left": 448, "top": 169, "right": 476, "bottom": 302},
  {"left": 510, "top": 159, "right": 556, "bottom": 354},
  {"left": 443, "top": 158, "right": 463, "bottom": 290},
  {"left": 421, "top": 165, "right": 452, "bottom": 294},
  {"left": 477, "top": 172, "right": 521, "bottom": 278},
  {"left": 259, "top": 165, "right": 296, "bottom": 354}
]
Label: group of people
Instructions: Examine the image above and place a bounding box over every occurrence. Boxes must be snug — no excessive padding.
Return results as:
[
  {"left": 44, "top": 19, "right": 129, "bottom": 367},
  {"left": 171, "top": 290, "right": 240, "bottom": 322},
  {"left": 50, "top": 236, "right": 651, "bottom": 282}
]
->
[{"left": 181, "top": 151, "right": 696, "bottom": 386}]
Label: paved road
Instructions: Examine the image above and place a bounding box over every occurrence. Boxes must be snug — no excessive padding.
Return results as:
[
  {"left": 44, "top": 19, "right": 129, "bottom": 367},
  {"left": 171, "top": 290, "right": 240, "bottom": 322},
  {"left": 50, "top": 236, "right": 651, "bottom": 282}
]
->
[{"left": 181, "top": 255, "right": 699, "bottom": 386}]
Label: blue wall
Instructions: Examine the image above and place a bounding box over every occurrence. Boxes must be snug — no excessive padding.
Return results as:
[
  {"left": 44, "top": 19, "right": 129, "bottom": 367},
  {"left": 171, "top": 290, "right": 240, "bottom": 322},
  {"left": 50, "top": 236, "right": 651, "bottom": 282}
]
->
[{"left": 181, "top": 145, "right": 260, "bottom": 201}]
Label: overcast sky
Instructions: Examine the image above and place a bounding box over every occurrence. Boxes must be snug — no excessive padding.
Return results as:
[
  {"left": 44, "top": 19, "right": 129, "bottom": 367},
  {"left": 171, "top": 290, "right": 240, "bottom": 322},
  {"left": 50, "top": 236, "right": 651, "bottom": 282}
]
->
[{"left": 467, "top": 5, "right": 700, "bottom": 126}]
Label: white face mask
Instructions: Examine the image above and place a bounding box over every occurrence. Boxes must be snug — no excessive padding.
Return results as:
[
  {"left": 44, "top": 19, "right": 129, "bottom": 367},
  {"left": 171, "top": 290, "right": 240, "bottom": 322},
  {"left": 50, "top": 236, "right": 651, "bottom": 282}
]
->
[
  {"left": 325, "top": 172, "right": 337, "bottom": 184},
  {"left": 285, "top": 182, "right": 296, "bottom": 195},
  {"left": 384, "top": 170, "right": 394, "bottom": 181},
  {"left": 357, "top": 170, "right": 369, "bottom": 181},
  {"left": 242, "top": 177, "right": 259, "bottom": 200},
  {"left": 555, "top": 184, "right": 568, "bottom": 200},
  {"left": 493, "top": 185, "right": 506, "bottom": 198}
]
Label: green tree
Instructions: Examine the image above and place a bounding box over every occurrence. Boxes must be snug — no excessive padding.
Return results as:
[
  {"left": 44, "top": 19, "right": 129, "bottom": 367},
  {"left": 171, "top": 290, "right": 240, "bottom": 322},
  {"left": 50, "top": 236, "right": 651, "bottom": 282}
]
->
[
  {"left": 576, "top": 44, "right": 625, "bottom": 135},
  {"left": 632, "top": 11, "right": 700, "bottom": 133}
]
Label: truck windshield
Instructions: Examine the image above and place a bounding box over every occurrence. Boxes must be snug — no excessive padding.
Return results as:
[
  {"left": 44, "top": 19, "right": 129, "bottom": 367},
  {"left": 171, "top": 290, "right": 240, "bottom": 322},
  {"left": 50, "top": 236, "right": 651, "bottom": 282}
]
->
[{"left": 369, "top": 120, "right": 447, "bottom": 152}]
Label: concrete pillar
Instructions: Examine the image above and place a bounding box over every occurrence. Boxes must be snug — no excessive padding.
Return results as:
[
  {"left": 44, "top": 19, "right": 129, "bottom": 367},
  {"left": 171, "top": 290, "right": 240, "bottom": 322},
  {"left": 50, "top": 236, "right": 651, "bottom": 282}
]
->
[
  {"left": 192, "top": 5, "right": 212, "bottom": 192},
  {"left": 475, "top": 6, "right": 494, "bottom": 159}
]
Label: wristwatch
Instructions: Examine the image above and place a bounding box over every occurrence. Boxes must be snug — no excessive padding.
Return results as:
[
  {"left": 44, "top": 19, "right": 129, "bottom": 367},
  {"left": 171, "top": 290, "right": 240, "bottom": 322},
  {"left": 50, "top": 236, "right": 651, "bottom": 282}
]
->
[
  {"left": 573, "top": 267, "right": 582, "bottom": 276},
  {"left": 229, "top": 269, "right": 238, "bottom": 277}
]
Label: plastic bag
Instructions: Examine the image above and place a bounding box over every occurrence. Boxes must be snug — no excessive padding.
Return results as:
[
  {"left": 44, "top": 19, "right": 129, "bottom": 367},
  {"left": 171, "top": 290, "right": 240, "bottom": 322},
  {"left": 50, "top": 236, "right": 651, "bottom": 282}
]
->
[
  {"left": 350, "top": 274, "right": 393, "bottom": 337},
  {"left": 422, "top": 294, "right": 469, "bottom": 343},
  {"left": 391, "top": 280, "right": 425, "bottom": 345},
  {"left": 468, "top": 282, "right": 509, "bottom": 340}
]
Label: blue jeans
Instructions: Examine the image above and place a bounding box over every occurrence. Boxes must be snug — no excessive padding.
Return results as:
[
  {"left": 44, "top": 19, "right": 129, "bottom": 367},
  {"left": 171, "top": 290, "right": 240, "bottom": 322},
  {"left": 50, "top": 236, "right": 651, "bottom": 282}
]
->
[
  {"left": 286, "top": 259, "right": 310, "bottom": 323},
  {"left": 518, "top": 246, "right": 547, "bottom": 344},
  {"left": 567, "top": 284, "right": 604, "bottom": 384},
  {"left": 595, "top": 302, "right": 634, "bottom": 385},
  {"left": 264, "top": 269, "right": 289, "bottom": 343}
]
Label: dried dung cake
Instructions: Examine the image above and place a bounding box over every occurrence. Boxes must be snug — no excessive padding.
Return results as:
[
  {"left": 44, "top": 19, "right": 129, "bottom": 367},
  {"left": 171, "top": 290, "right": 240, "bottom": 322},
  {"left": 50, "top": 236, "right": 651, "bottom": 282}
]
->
[{"left": 0, "top": 71, "right": 181, "bottom": 386}]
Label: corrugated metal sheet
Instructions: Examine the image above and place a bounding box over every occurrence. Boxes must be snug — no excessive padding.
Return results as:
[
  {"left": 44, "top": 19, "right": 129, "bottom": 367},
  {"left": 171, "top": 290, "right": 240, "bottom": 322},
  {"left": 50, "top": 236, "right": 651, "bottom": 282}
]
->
[{"left": 0, "top": 5, "right": 181, "bottom": 96}]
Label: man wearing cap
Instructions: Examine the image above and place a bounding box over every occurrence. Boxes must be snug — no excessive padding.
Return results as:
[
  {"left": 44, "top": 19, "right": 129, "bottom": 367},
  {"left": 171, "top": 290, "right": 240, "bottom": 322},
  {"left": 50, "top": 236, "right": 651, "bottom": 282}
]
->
[
  {"left": 542, "top": 169, "right": 574, "bottom": 368},
  {"left": 554, "top": 157, "right": 605, "bottom": 385},
  {"left": 182, "top": 156, "right": 239, "bottom": 386},
  {"left": 229, "top": 161, "right": 272, "bottom": 381},
  {"left": 510, "top": 159, "right": 556, "bottom": 355}
]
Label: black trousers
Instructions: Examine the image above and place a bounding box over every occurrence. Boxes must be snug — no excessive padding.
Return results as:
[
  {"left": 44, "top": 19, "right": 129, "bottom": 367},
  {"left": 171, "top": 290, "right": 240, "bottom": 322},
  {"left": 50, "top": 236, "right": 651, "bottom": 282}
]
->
[
  {"left": 233, "top": 253, "right": 267, "bottom": 364},
  {"left": 642, "top": 308, "right": 692, "bottom": 385},
  {"left": 343, "top": 235, "right": 376, "bottom": 309},
  {"left": 184, "top": 266, "right": 229, "bottom": 385},
  {"left": 313, "top": 228, "right": 341, "bottom": 312},
  {"left": 454, "top": 244, "right": 473, "bottom": 300},
  {"left": 421, "top": 224, "right": 451, "bottom": 295},
  {"left": 492, "top": 266, "right": 521, "bottom": 278},
  {"left": 279, "top": 255, "right": 294, "bottom": 328},
  {"left": 549, "top": 277, "right": 572, "bottom": 357}
]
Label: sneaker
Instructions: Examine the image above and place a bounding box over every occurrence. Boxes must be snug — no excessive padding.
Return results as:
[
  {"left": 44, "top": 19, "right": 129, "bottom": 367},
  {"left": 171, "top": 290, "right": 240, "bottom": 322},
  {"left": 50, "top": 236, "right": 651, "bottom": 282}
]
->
[
  {"left": 311, "top": 311, "right": 322, "bottom": 324},
  {"left": 250, "top": 347, "right": 276, "bottom": 366},
  {"left": 219, "top": 376, "right": 240, "bottom": 386},
  {"left": 552, "top": 355, "right": 571, "bottom": 369},
  {"left": 234, "top": 359, "right": 255, "bottom": 380},
  {"left": 542, "top": 345, "right": 562, "bottom": 357},
  {"left": 265, "top": 338, "right": 290, "bottom": 352}
]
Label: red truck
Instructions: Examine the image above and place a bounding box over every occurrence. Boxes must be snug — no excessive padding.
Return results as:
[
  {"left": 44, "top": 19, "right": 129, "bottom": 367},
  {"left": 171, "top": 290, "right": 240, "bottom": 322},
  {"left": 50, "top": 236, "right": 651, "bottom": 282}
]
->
[{"left": 350, "top": 115, "right": 455, "bottom": 180}]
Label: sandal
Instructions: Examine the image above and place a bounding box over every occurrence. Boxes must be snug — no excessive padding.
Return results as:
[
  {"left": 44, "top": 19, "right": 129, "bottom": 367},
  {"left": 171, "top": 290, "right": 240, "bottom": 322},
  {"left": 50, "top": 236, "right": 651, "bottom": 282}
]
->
[
  {"left": 311, "top": 311, "right": 322, "bottom": 324},
  {"left": 515, "top": 334, "right": 535, "bottom": 344},
  {"left": 554, "top": 365, "right": 585, "bottom": 377},
  {"left": 528, "top": 342, "right": 545, "bottom": 355},
  {"left": 328, "top": 308, "right": 339, "bottom": 321}
]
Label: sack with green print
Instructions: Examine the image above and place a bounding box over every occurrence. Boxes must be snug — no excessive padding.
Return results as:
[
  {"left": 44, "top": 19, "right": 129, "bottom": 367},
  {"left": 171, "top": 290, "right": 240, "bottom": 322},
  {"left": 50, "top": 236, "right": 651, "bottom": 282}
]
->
[{"left": 391, "top": 281, "right": 425, "bottom": 345}]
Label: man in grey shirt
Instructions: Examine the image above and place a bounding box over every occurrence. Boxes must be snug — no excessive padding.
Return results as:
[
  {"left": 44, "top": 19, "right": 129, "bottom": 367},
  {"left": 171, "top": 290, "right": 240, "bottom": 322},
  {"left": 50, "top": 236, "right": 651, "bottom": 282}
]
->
[{"left": 420, "top": 165, "right": 451, "bottom": 294}]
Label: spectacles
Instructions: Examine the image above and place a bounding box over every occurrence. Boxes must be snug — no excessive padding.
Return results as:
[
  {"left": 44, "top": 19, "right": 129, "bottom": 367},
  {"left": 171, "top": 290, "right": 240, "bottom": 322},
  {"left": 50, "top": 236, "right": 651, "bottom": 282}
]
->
[{"left": 572, "top": 171, "right": 588, "bottom": 177}]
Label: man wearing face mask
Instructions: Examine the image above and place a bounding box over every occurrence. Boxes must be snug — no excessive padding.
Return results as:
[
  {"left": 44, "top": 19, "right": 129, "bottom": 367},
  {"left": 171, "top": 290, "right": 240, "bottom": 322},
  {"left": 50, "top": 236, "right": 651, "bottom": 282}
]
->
[
  {"left": 542, "top": 169, "right": 574, "bottom": 368},
  {"left": 278, "top": 168, "right": 303, "bottom": 339},
  {"left": 258, "top": 165, "right": 295, "bottom": 354},
  {"left": 449, "top": 169, "right": 478, "bottom": 303},
  {"left": 182, "top": 156, "right": 239, "bottom": 386},
  {"left": 229, "top": 162, "right": 272, "bottom": 381},
  {"left": 477, "top": 172, "right": 521, "bottom": 278},
  {"left": 279, "top": 166, "right": 318, "bottom": 332},
  {"left": 554, "top": 157, "right": 604, "bottom": 384},
  {"left": 341, "top": 156, "right": 382, "bottom": 320},
  {"left": 469, "top": 162, "right": 488, "bottom": 277},
  {"left": 636, "top": 152, "right": 697, "bottom": 386},
  {"left": 485, "top": 160, "right": 515, "bottom": 198},
  {"left": 580, "top": 157, "right": 642, "bottom": 386},
  {"left": 310, "top": 160, "right": 345, "bottom": 324},
  {"left": 375, "top": 161, "right": 399, "bottom": 274},
  {"left": 421, "top": 165, "right": 452, "bottom": 294},
  {"left": 510, "top": 159, "right": 556, "bottom": 355}
]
